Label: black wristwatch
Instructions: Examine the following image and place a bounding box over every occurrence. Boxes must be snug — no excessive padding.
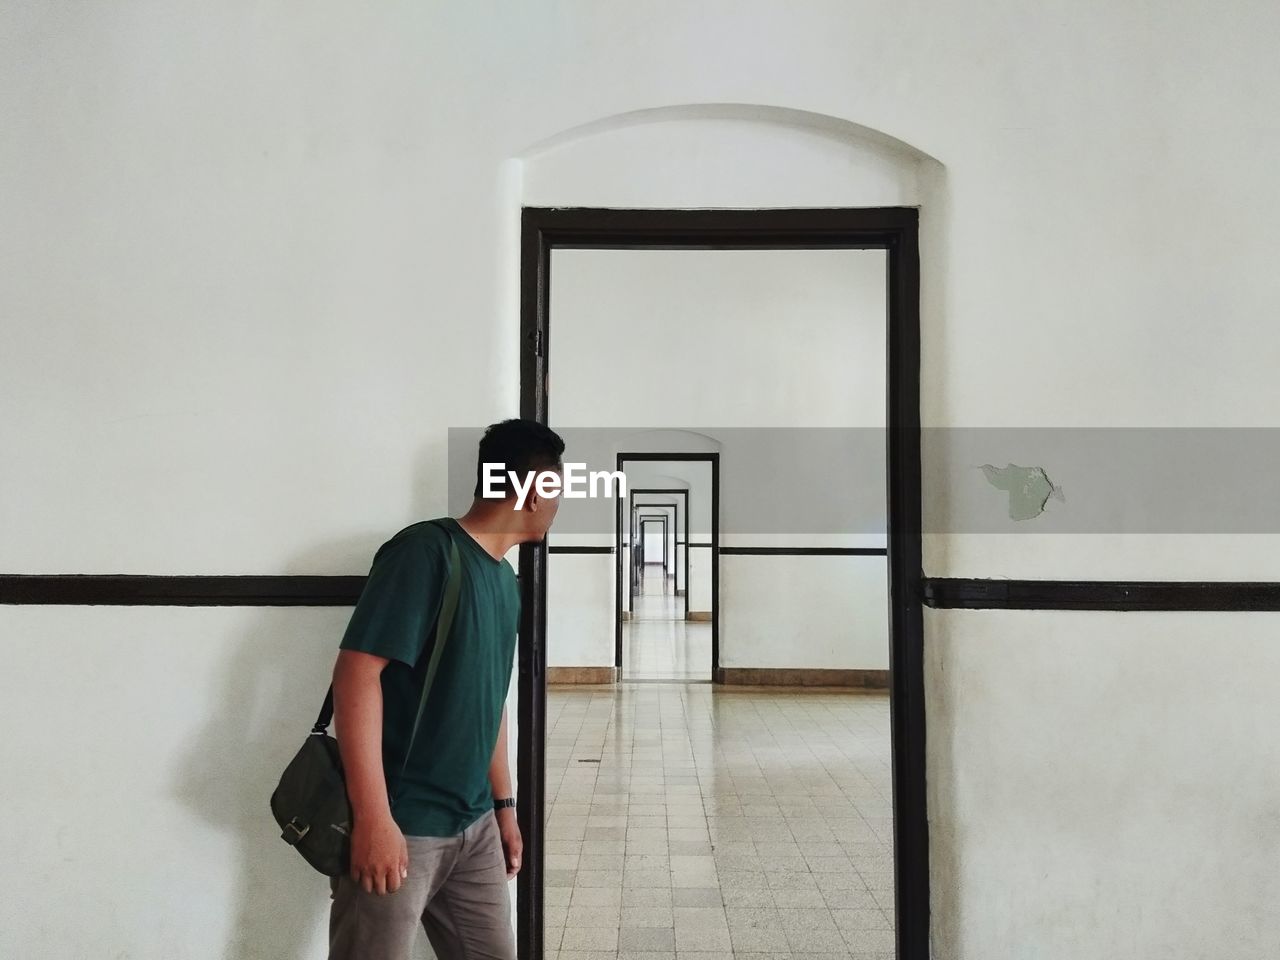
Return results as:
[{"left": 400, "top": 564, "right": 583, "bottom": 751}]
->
[{"left": 494, "top": 797, "right": 516, "bottom": 811}]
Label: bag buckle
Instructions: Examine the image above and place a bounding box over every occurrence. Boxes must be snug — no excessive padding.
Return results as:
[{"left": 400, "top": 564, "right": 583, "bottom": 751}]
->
[{"left": 282, "top": 817, "right": 310, "bottom": 845}]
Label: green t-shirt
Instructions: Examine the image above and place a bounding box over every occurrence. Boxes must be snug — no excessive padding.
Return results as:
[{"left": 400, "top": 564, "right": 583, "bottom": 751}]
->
[{"left": 338, "top": 516, "right": 520, "bottom": 838}]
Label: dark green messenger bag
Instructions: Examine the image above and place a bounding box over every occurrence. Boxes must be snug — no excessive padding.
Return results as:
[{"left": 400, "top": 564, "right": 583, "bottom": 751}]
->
[{"left": 269, "top": 525, "right": 462, "bottom": 877}]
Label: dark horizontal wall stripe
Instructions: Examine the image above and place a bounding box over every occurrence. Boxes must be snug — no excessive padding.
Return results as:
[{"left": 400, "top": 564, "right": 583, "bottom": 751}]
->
[
  {"left": 720, "top": 547, "right": 888, "bottom": 556},
  {"left": 547, "top": 546, "right": 613, "bottom": 555},
  {"left": 8, "top": 573, "right": 1280, "bottom": 611},
  {"left": 923, "top": 578, "right": 1280, "bottom": 611},
  {"left": 0, "top": 575, "right": 364, "bottom": 606}
]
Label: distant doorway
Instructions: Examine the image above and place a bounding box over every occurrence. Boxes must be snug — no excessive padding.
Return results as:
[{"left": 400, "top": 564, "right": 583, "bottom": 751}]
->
[
  {"left": 618, "top": 478, "right": 705, "bottom": 681},
  {"left": 614, "top": 455, "right": 716, "bottom": 680}
]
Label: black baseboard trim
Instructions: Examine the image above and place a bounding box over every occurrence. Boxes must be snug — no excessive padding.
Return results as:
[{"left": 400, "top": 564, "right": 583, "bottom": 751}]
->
[{"left": 923, "top": 578, "right": 1280, "bottom": 611}]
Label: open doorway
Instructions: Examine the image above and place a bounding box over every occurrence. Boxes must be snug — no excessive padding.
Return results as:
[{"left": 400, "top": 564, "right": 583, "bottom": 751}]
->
[
  {"left": 617, "top": 467, "right": 714, "bottom": 681},
  {"left": 628, "top": 487, "right": 690, "bottom": 623},
  {"left": 517, "top": 208, "right": 926, "bottom": 960}
]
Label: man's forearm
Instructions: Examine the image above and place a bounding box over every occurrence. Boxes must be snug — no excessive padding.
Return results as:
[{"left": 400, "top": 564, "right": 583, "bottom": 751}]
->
[
  {"left": 489, "top": 705, "right": 522, "bottom": 878},
  {"left": 333, "top": 657, "right": 393, "bottom": 820},
  {"left": 488, "top": 707, "right": 513, "bottom": 800}
]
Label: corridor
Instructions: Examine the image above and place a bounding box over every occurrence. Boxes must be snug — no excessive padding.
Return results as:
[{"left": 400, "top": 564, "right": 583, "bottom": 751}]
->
[
  {"left": 625, "top": 567, "right": 712, "bottom": 681},
  {"left": 543, "top": 683, "right": 896, "bottom": 960}
]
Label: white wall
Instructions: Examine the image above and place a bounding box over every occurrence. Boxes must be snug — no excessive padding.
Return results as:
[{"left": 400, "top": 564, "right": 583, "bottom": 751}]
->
[
  {"left": 5, "top": 2, "right": 1280, "bottom": 958},
  {"left": 688, "top": 547, "right": 713, "bottom": 613},
  {"left": 721, "top": 555, "right": 889, "bottom": 670},
  {"left": 546, "top": 553, "right": 613, "bottom": 669},
  {"left": 925, "top": 608, "right": 1280, "bottom": 958},
  {"left": 550, "top": 248, "right": 887, "bottom": 431},
  {"left": 0, "top": 606, "right": 345, "bottom": 959},
  {"left": 550, "top": 248, "right": 889, "bottom": 670}
]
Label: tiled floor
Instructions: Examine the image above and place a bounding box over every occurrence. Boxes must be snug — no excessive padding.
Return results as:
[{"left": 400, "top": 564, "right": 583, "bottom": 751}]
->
[
  {"left": 544, "top": 683, "right": 896, "bottom": 960},
  {"left": 624, "top": 569, "right": 712, "bottom": 681}
]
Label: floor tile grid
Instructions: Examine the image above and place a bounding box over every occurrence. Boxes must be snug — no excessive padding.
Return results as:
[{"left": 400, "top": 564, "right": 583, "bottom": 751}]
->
[
  {"left": 624, "top": 570, "right": 712, "bottom": 681},
  {"left": 544, "top": 685, "right": 896, "bottom": 960}
]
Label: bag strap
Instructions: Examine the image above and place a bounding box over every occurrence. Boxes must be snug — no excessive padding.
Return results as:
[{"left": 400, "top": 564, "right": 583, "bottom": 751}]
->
[
  {"left": 311, "top": 520, "right": 463, "bottom": 738},
  {"left": 392, "top": 531, "right": 462, "bottom": 798}
]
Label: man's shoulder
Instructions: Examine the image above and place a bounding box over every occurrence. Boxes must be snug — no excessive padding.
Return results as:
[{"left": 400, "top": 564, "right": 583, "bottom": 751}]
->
[{"left": 378, "top": 517, "right": 454, "bottom": 559}]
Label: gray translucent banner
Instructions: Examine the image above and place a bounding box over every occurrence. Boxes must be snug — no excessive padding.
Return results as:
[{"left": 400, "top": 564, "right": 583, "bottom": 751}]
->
[{"left": 446, "top": 427, "right": 1280, "bottom": 534}]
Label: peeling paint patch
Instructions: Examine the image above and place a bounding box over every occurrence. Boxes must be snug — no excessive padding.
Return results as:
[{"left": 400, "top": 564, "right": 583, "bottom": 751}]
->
[{"left": 979, "top": 463, "right": 1065, "bottom": 520}]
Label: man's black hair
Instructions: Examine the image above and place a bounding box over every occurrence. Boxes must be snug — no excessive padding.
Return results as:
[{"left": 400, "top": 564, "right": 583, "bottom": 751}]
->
[{"left": 473, "top": 418, "right": 566, "bottom": 499}]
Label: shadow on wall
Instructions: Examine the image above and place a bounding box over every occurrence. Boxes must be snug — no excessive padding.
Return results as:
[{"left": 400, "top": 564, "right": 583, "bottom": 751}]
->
[
  {"left": 170, "top": 535, "right": 439, "bottom": 960},
  {"left": 169, "top": 439, "right": 462, "bottom": 958}
]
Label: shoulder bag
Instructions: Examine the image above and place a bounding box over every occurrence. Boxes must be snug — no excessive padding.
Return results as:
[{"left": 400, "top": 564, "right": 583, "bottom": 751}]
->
[{"left": 269, "top": 523, "right": 463, "bottom": 876}]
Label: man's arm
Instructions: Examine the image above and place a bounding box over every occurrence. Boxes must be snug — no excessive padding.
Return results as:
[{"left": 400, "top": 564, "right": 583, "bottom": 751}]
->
[
  {"left": 489, "top": 704, "right": 522, "bottom": 879},
  {"left": 332, "top": 648, "right": 409, "bottom": 895}
]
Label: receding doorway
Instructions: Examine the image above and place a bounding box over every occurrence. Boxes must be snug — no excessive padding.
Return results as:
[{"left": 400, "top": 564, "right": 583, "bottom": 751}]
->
[
  {"left": 618, "top": 473, "right": 709, "bottom": 682},
  {"left": 517, "top": 208, "right": 926, "bottom": 960}
]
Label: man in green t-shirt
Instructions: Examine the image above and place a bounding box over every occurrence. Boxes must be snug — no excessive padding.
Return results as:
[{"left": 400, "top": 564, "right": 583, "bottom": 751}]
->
[{"left": 327, "top": 418, "right": 565, "bottom": 960}]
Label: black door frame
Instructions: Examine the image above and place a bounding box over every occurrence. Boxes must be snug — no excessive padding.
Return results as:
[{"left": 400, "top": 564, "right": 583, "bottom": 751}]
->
[
  {"left": 615, "top": 453, "right": 719, "bottom": 681},
  {"left": 518, "top": 206, "right": 926, "bottom": 960},
  {"left": 629, "top": 487, "right": 689, "bottom": 620},
  {"left": 639, "top": 516, "right": 667, "bottom": 567},
  {"left": 637, "top": 508, "right": 673, "bottom": 577}
]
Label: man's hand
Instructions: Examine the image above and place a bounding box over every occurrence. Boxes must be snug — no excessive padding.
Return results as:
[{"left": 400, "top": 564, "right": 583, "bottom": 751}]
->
[
  {"left": 350, "top": 812, "right": 409, "bottom": 895},
  {"left": 333, "top": 649, "right": 407, "bottom": 895},
  {"left": 488, "top": 706, "right": 521, "bottom": 879},
  {"left": 496, "top": 807, "right": 523, "bottom": 879}
]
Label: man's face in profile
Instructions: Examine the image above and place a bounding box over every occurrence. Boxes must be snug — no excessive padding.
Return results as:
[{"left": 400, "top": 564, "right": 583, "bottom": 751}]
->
[{"left": 530, "top": 465, "right": 563, "bottom": 540}]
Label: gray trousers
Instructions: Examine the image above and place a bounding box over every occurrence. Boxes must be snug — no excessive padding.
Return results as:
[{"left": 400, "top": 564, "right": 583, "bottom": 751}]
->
[{"left": 328, "top": 811, "right": 514, "bottom": 960}]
